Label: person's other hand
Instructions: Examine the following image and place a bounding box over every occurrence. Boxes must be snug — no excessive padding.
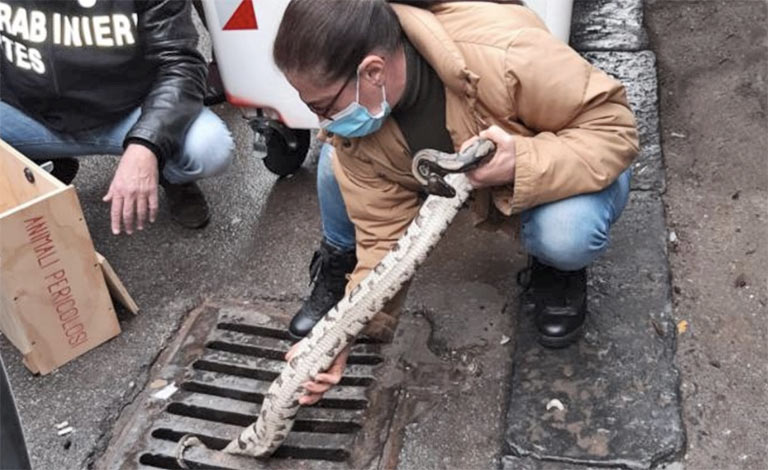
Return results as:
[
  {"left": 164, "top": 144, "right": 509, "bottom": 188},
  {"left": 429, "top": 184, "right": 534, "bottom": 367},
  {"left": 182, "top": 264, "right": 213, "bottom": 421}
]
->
[
  {"left": 464, "top": 125, "right": 517, "bottom": 188},
  {"left": 103, "top": 144, "right": 159, "bottom": 235},
  {"left": 286, "top": 342, "right": 351, "bottom": 405}
]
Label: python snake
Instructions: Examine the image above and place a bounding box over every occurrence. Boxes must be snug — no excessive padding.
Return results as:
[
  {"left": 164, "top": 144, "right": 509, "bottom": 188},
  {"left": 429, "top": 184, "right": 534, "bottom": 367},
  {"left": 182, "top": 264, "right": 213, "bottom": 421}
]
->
[{"left": 176, "top": 139, "right": 495, "bottom": 463}]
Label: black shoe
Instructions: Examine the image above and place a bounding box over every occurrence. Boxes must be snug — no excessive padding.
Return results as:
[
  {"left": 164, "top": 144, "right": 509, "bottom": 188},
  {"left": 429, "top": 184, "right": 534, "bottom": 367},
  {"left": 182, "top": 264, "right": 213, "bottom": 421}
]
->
[
  {"left": 34, "top": 158, "right": 79, "bottom": 185},
  {"left": 289, "top": 241, "right": 357, "bottom": 338},
  {"left": 518, "top": 257, "right": 587, "bottom": 349},
  {"left": 159, "top": 177, "right": 210, "bottom": 229}
]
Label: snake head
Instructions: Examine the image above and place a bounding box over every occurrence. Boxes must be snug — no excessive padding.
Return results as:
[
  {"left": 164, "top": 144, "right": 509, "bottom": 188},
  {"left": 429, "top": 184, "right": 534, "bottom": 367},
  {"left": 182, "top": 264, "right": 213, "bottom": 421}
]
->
[{"left": 412, "top": 138, "right": 496, "bottom": 197}]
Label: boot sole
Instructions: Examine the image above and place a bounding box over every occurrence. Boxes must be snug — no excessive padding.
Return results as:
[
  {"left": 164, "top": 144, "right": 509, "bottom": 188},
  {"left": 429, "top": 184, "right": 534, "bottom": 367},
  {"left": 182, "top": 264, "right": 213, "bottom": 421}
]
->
[
  {"left": 537, "top": 324, "right": 583, "bottom": 349},
  {"left": 171, "top": 213, "right": 210, "bottom": 229},
  {"left": 287, "top": 329, "right": 306, "bottom": 342}
]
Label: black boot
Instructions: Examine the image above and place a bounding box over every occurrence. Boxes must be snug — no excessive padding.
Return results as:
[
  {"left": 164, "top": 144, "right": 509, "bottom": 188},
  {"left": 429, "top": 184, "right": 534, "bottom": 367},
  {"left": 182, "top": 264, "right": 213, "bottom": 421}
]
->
[
  {"left": 159, "top": 176, "right": 210, "bottom": 229},
  {"left": 520, "top": 257, "right": 587, "bottom": 349},
  {"left": 289, "top": 241, "right": 357, "bottom": 338}
]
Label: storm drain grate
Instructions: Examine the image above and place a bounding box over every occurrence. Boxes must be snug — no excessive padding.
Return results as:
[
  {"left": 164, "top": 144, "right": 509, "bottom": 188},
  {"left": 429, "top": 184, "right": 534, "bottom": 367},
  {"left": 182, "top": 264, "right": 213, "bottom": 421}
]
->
[{"left": 102, "top": 302, "right": 392, "bottom": 470}]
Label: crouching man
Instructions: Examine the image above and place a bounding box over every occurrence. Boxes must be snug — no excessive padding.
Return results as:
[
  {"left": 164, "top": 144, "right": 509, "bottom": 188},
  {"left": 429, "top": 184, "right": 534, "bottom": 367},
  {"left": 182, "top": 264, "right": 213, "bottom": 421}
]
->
[{"left": 0, "top": 0, "right": 233, "bottom": 233}]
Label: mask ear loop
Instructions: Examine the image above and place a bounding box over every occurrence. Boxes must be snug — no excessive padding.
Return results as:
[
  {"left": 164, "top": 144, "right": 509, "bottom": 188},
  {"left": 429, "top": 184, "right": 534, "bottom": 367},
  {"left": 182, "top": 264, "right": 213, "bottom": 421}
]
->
[
  {"left": 354, "top": 68, "right": 362, "bottom": 103},
  {"left": 355, "top": 61, "right": 390, "bottom": 119},
  {"left": 356, "top": 62, "right": 388, "bottom": 107}
]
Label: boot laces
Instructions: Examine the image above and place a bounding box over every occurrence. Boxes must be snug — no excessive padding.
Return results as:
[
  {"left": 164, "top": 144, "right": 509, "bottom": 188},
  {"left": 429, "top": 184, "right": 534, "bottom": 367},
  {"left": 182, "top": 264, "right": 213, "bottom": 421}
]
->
[{"left": 309, "top": 249, "right": 351, "bottom": 287}]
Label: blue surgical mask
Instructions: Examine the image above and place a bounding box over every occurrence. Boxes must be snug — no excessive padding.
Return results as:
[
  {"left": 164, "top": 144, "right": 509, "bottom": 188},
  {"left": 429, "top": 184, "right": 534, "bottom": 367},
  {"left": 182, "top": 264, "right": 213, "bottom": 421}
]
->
[{"left": 321, "top": 71, "right": 391, "bottom": 138}]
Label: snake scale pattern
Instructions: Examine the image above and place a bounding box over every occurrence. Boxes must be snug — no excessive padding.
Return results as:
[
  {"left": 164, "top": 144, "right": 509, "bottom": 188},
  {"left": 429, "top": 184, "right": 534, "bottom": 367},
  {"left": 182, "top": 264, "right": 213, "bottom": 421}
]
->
[{"left": 176, "top": 141, "right": 494, "bottom": 463}]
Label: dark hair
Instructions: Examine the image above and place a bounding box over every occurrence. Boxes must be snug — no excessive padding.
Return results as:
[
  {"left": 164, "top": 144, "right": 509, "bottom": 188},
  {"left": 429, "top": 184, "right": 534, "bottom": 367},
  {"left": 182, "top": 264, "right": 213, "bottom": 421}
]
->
[{"left": 274, "top": 0, "right": 403, "bottom": 85}]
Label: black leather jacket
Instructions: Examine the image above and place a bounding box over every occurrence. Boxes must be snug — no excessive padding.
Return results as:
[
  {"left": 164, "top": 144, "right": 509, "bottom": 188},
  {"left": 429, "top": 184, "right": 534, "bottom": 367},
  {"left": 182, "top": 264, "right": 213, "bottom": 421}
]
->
[{"left": 0, "top": 0, "right": 207, "bottom": 163}]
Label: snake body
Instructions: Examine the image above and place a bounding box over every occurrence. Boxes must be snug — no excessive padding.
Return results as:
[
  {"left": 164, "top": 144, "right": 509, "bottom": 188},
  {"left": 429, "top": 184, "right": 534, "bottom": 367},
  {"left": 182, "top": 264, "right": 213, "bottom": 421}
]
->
[
  {"left": 225, "top": 171, "right": 473, "bottom": 457},
  {"left": 176, "top": 141, "right": 494, "bottom": 463}
]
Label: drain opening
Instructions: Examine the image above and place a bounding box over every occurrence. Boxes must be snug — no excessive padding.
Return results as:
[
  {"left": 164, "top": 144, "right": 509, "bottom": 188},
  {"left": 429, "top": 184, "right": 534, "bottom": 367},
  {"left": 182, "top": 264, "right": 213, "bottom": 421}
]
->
[
  {"left": 193, "top": 359, "right": 276, "bottom": 382},
  {"left": 139, "top": 453, "right": 232, "bottom": 470},
  {"left": 206, "top": 339, "right": 384, "bottom": 366},
  {"left": 206, "top": 341, "right": 284, "bottom": 361},
  {"left": 166, "top": 403, "right": 361, "bottom": 433},
  {"left": 180, "top": 381, "right": 369, "bottom": 410},
  {"left": 192, "top": 359, "right": 374, "bottom": 387},
  {"left": 216, "top": 322, "right": 384, "bottom": 345},
  {"left": 181, "top": 381, "right": 261, "bottom": 403},
  {"left": 344, "top": 353, "right": 383, "bottom": 366},
  {"left": 217, "top": 322, "right": 293, "bottom": 341},
  {"left": 149, "top": 429, "right": 350, "bottom": 461}
]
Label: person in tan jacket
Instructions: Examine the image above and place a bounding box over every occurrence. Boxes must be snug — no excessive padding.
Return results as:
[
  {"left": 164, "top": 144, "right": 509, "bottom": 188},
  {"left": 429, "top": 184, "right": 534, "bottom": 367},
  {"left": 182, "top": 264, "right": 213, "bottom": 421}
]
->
[{"left": 274, "top": 0, "right": 639, "bottom": 404}]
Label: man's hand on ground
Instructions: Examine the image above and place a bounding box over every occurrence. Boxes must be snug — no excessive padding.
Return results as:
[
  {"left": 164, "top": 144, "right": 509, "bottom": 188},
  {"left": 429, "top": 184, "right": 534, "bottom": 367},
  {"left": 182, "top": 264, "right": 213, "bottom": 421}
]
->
[
  {"left": 103, "top": 144, "right": 159, "bottom": 235},
  {"left": 286, "top": 342, "right": 351, "bottom": 406},
  {"left": 464, "top": 125, "right": 517, "bottom": 188}
]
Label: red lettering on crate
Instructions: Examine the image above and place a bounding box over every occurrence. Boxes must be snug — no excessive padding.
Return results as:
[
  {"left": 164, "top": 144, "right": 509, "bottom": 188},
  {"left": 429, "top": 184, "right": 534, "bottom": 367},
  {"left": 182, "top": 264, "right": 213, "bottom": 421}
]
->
[{"left": 24, "top": 217, "right": 88, "bottom": 348}]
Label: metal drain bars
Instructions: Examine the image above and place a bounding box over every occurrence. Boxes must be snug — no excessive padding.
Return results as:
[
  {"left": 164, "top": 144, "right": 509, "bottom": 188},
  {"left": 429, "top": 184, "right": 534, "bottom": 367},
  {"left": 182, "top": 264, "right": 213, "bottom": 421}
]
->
[{"left": 102, "top": 302, "right": 389, "bottom": 470}]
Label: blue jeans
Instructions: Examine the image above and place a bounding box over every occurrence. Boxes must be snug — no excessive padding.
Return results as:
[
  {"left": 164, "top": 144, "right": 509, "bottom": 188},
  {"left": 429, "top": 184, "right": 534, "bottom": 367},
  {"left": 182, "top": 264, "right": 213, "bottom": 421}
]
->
[
  {"left": 0, "top": 101, "right": 234, "bottom": 184},
  {"left": 317, "top": 143, "right": 357, "bottom": 251},
  {"left": 317, "top": 143, "right": 632, "bottom": 270}
]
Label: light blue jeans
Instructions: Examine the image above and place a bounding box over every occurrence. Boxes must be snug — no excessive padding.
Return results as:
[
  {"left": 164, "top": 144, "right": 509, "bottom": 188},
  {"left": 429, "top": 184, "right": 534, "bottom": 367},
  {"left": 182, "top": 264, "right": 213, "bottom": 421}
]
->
[
  {"left": 0, "top": 101, "right": 234, "bottom": 184},
  {"left": 317, "top": 143, "right": 357, "bottom": 251},
  {"left": 317, "top": 143, "right": 632, "bottom": 271}
]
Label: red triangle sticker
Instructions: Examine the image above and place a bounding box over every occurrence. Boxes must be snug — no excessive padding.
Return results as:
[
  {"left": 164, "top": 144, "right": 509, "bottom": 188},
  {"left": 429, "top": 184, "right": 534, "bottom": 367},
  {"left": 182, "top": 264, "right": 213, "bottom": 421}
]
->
[{"left": 223, "top": 0, "right": 258, "bottom": 30}]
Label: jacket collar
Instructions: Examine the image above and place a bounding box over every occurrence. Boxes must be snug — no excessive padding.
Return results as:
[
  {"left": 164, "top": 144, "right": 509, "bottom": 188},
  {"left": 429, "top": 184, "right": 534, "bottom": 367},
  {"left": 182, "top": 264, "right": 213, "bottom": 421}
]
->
[{"left": 391, "top": 4, "right": 480, "bottom": 103}]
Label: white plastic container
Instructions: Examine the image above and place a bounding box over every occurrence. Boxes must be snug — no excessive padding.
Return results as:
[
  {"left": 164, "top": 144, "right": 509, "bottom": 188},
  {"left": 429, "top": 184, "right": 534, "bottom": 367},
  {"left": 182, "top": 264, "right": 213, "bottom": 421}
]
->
[
  {"left": 524, "top": 0, "right": 574, "bottom": 43},
  {"left": 201, "top": 0, "right": 319, "bottom": 129}
]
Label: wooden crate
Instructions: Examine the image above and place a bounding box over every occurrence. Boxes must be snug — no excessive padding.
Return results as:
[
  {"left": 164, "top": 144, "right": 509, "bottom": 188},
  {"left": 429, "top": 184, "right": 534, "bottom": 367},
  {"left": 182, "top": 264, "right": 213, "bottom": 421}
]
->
[{"left": 0, "top": 139, "right": 132, "bottom": 374}]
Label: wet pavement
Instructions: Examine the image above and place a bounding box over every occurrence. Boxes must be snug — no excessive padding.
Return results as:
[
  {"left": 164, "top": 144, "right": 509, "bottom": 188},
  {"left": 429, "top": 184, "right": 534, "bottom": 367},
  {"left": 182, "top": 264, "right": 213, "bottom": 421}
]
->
[
  {"left": 503, "top": 192, "right": 682, "bottom": 470},
  {"left": 0, "top": 2, "right": 697, "bottom": 469},
  {"left": 501, "top": 16, "right": 685, "bottom": 465}
]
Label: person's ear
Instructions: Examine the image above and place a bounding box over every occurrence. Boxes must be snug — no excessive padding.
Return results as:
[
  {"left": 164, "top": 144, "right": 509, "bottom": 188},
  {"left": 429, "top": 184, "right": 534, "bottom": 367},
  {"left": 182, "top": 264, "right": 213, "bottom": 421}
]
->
[{"left": 358, "top": 55, "right": 386, "bottom": 87}]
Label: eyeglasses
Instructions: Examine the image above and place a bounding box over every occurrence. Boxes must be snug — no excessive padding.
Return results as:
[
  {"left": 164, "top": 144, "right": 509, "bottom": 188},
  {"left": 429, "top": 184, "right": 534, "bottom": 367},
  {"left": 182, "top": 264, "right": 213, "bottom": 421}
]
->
[{"left": 307, "top": 73, "right": 355, "bottom": 120}]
